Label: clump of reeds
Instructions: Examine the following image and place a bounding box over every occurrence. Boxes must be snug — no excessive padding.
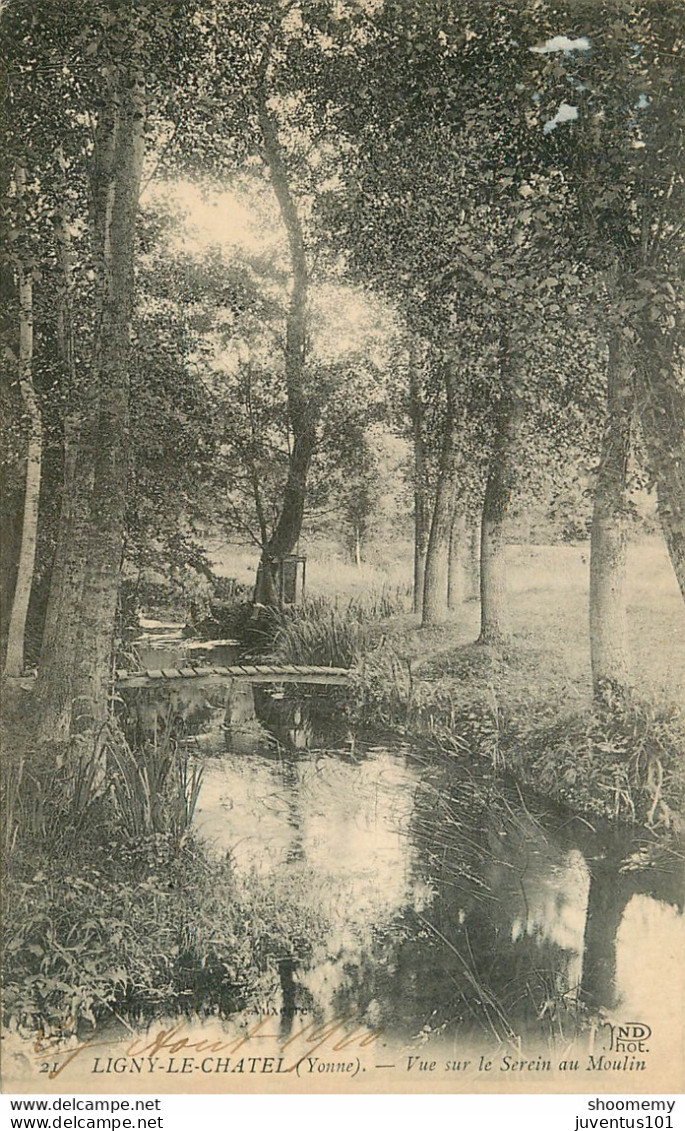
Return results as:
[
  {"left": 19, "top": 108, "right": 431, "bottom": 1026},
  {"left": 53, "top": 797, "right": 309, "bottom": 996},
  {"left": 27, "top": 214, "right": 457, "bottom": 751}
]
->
[
  {"left": 267, "top": 589, "right": 406, "bottom": 669},
  {"left": 2, "top": 716, "right": 328, "bottom": 1038},
  {"left": 105, "top": 721, "right": 203, "bottom": 842}
]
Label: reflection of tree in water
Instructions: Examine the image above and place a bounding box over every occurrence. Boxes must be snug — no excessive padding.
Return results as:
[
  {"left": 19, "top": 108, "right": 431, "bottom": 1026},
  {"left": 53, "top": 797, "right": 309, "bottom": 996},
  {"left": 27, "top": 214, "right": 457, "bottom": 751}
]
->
[
  {"left": 321, "top": 764, "right": 683, "bottom": 1045},
  {"left": 315, "top": 769, "right": 576, "bottom": 1043},
  {"left": 254, "top": 688, "right": 351, "bottom": 751},
  {"left": 580, "top": 842, "right": 683, "bottom": 1011},
  {"left": 193, "top": 712, "right": 682, "bottom": 1043}
]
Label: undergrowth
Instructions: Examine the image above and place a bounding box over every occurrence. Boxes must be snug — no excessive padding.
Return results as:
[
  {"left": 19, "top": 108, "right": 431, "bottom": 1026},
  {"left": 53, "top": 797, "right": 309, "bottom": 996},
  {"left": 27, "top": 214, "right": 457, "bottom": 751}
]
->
[
  {"left": 1, "top": 721, "right": 328, "bottom": 1038},
  {"left": 256, "top": 593, "right": 684, "bottom": 831},
  {"left": 508, "top": 694, "right": 685, "bottom": 830}
]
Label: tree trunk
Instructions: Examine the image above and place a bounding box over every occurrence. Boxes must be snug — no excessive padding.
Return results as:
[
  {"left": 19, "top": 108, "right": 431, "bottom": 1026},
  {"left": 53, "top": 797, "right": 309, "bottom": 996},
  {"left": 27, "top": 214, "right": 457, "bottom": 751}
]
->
[
  {"left": 255, "top": 100, "right": 314, "bottom": 606},
  {"left": 36, "top": 156, "right": 89, "bottom": 735},
  {"left": 479, "top": 478, "right": 508, "bottom": 645},
  {"left": 447, "top": 509, "right": 466, "bottom": 609},
  {"left": 414, "top": 512, "right": 429, "bottom": 615},
  {"left": 423, "top": 380, "right": 463, "bottom": 626},
  {"left": 36, "top": 445, "right": 93, "bottom": 737},
  {"left": 353, "top": 526, "right": 362, "bottom": 569},
  {"left": 464, "top": 515, "right": 481, "bottom": 602},
  {"left": 478, "top": 341, "right": 523, "bottom": 646},
  {"left": 635, "top": 331, "right": 685, "bottom": 603},
  {"left": 409, "top": 354, "right": 430, "bottom": 615},
  {"left": 422, "top": 481, "right": 453, "bottom": 625},
  {"left": 4, "top": 162, "right": 42, "bottom": 677},
  {"left": 72, "top": 71, "right": 146, "bottom": 731},
  {"left": 0, "top": 447, "right": 25, "bottom": 669},
  {"left": 36, "top": 65, "right": 145, "bottom": 737},
  {"left": 589, "top": 335, "right": 633, "bottom": 699}
]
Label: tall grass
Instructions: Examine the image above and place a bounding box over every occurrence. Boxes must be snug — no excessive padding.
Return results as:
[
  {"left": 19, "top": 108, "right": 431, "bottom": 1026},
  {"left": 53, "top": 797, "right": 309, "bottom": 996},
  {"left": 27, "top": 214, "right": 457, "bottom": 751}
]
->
[
  {"left": 2, "top": 732, "right": 107, "bottom": 856},
  {"left": 268, "top": 589, "right": 406, "bottom": 669},
  {"left": 2, "top": 721, "right": 203, "bottom": 859},
  {"left": 511, "top": 693, "right": 685, "bottom": 829},
  {"left": 105, "top": 723, "right": 203, "bottom": 842},
  {"left": 2, "top": 716, "right": 328, "bottom": 1037}
]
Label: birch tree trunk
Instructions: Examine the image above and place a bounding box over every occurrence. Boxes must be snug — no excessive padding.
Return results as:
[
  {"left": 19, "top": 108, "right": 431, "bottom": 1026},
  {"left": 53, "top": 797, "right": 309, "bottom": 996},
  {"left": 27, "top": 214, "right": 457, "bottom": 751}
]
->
[{"left": 4, "top": 162, "right": 42, "bottom": 677}]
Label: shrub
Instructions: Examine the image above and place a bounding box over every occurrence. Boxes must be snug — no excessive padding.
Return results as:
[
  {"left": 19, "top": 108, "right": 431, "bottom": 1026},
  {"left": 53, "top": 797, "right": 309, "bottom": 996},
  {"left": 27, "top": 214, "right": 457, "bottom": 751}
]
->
[
  {"left": 2, "top": 844, "right": 328, "bottom": 1036},
  {"left": 1, "top": 721, "right": 328, "bottom": 1038},
  {"left": 509, "top": 695, "right": 685, "bottom": 829}
]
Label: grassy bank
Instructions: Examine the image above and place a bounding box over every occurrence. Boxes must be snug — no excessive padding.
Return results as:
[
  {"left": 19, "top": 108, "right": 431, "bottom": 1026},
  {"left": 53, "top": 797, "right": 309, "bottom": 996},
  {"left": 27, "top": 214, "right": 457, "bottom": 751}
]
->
[
  {"left": 266, "top": 542, "right": 685, "bottom": 831},
  {"left": 1, "top": 718, "right": 327, "bottom": 1038}
]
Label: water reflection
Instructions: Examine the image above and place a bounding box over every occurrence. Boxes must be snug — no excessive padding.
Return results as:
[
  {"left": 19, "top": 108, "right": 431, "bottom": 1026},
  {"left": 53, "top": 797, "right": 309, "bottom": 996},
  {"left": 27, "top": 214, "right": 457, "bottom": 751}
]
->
[
  {"left": 122, "top": 673, "right": 683, "bottom": 1050},
  {"left": 191, "top": 721, "right": 683, "bottom": 1047}
]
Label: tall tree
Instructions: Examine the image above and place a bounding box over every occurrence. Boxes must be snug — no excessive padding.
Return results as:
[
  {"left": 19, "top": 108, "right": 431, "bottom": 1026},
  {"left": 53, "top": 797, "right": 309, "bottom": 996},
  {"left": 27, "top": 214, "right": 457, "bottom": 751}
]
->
[
  {"left": 589, "top": 333, "right": 633, "bottom": 697},
  {"left": 39, "top": 37, "right": 146, "bottom": 734},
  {"left": 3, "top": 161, "right": 42, "bottom": 677},
  {"left": 477, "top": 333, "right": 526, "bottom": 646},
  {"left": 180, "top": 0, "right": 339, "bottom": 605},
  {"left": 407, "top": 342, "right": 432, "bottom": 615},
  {"left": 532, "top": 1, "right": 685, "bottom": 601},
  {"left": 254, "top": 96, "right": 313, "bottom": 602},
  {"left": 2, "top": 0, "right": 198, "bottom": 737}
]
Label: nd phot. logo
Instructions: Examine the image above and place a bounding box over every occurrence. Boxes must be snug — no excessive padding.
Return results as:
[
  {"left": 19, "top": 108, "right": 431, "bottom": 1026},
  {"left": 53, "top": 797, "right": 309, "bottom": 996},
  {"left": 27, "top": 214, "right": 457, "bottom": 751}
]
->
[{"left": 606, "top": 1022, "right": 652, "bottom": 1054}]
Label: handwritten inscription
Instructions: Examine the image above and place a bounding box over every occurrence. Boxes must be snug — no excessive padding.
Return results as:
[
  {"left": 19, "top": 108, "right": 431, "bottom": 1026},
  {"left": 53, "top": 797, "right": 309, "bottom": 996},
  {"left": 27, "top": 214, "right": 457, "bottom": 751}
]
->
[{"left": 33, "top": 1014, "right": 382, "bottom": 1080}]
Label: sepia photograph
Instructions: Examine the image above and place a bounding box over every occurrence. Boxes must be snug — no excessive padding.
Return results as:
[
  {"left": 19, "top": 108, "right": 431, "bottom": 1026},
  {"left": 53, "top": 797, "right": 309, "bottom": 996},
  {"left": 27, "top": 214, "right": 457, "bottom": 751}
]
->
[{"left": 1, "top": 0, "right": 684, "bottom": 1100}]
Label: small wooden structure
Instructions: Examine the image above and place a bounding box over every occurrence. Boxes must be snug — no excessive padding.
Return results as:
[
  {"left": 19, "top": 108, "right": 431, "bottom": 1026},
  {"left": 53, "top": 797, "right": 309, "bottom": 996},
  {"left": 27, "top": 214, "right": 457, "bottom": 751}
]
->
[
  {"left": 255, "top": 555, "right": 307, "bottom": 607},
  {"left": 279, "top": 555, "right": 306, "bottom": 605},
  {"left": 115, "top": 662, "right": 349, "bottom": 691}
]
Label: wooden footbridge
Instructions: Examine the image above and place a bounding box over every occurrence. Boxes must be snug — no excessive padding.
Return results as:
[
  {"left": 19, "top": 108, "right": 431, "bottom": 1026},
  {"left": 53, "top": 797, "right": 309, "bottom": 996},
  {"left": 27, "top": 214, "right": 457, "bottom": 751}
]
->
[{"left": 115, "top": 663, "right": 350, "bottom": 691}]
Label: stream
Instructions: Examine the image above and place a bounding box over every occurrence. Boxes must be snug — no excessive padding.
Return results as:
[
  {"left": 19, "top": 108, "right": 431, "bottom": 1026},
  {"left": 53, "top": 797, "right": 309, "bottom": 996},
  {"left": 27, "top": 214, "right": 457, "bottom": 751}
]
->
[{"left": 126, "top": 636, "right": 684, "bottom": 1055}]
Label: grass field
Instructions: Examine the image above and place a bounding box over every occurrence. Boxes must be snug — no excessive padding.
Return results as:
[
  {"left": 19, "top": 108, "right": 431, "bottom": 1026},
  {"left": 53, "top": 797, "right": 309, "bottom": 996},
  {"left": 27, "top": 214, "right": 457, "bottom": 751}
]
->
[{"left": 211, "top": 537, "right": 685, "bottom": 709}]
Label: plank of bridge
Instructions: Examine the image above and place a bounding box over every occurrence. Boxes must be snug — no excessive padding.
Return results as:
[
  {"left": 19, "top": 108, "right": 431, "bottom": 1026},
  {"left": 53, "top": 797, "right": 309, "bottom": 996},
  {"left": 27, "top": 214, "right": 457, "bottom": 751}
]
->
[
  {"left": 212, "top": 665, "right": 230, "bottom": 676},
  {"left": 146, "top": 669, "right": 164, "bottom": 680},
  {"left": 178, "top": 667, "right": 198, "bottom": 678},
  {"left": 161, "top": 668, "right": 182, "bottom": 679},
  {"left": 187, "top": 637, "right": 241, "bottom": 650}
]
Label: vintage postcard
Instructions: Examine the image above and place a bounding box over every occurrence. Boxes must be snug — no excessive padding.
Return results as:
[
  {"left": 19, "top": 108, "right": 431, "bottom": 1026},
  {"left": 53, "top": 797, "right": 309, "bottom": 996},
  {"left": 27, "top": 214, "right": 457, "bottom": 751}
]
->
[{"left": 2, "top": 0, "right": 684, "bottom": 1100}]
